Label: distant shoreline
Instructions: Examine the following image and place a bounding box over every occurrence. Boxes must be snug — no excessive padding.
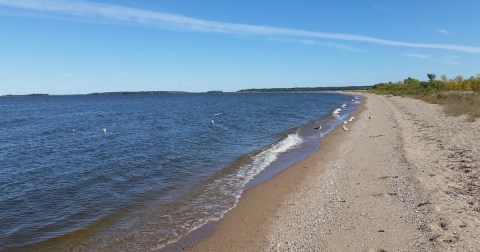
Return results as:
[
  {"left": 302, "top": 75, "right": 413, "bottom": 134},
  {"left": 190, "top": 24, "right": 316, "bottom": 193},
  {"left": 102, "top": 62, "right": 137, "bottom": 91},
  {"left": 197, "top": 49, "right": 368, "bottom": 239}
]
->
[
  {"left": 1, "top": 93, "right": 49, "bottom": 97},
  {"left": 237, "top": 86, "right": 371, "bottom": 93},
  {"left": 1, "top": 86, "right": 372, "bottom": 97}
]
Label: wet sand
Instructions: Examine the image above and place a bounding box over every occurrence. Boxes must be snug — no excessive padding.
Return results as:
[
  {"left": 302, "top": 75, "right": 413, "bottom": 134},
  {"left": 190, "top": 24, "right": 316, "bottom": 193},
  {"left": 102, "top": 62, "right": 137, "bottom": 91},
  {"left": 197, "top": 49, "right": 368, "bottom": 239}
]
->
[{"left": 184, "top": 93, "right": 480, "bottom": 251}]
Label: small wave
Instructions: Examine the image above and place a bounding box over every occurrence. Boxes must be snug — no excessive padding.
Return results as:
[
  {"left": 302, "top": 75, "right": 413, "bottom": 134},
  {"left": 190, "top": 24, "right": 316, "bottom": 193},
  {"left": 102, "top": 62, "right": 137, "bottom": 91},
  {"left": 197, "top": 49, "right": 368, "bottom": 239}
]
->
[
  {"left": 202, "top": 131, "right": 303, "bottom": 214},
  {"left": 341, "top": 104, "right": 347, "bottom": 108},
  {"left": 332, "top": 108, "right": 341, "bottom": 117},
  {"left": 153, "top": 132, "right": 303, "bottom": 250},
  {"left": 237, "top": 132, "right": 303, "bottom": 184}
]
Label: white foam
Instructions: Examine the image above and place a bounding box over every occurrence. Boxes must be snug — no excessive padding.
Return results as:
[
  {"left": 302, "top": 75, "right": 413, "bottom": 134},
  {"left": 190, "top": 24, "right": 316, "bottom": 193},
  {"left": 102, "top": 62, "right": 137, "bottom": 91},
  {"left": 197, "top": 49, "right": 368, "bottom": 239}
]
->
[
  {"left": 332, "top": 108, "right": 341, "bottom": 117},
  {"left": 193, "top": 132, "right": 302, "bottom": 218},
  {"left": 153, "top": 132, "right": 304, "bottom": 250}
]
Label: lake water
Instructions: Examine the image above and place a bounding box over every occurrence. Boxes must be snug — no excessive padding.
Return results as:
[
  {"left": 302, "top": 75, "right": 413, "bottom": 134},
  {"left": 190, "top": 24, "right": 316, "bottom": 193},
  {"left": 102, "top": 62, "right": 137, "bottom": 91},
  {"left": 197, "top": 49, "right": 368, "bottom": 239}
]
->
[{"left": 0, "top": 92, "right": 359, "bottom": 251}]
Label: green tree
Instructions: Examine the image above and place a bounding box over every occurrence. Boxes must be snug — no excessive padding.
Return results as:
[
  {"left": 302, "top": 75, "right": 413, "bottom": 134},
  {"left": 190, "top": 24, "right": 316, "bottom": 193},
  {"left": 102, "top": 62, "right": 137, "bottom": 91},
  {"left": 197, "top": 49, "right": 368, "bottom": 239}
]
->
[{"left": 427, "top": 73, "right": 436, "bottom": 82}]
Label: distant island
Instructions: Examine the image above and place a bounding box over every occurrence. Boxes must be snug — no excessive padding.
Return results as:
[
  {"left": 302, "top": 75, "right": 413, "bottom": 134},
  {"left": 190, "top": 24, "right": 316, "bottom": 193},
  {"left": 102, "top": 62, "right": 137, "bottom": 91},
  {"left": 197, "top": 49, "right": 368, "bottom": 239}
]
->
[
  {"left": 237, "top": 86, "right": 371, "bottom": 93},
  {"left": 87, "top": 91, "right": 189, "bottom": 95},
  {"left": 1, "top": 93, "right": 49, "bottom": 97}
]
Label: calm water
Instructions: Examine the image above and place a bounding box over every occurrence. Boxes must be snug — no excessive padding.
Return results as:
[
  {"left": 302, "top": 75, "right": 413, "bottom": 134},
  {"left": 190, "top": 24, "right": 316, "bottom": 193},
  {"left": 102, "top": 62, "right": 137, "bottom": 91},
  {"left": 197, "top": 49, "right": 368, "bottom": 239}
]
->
[{"left": 0, "top": 92, "right": 359, "bottom": 251}]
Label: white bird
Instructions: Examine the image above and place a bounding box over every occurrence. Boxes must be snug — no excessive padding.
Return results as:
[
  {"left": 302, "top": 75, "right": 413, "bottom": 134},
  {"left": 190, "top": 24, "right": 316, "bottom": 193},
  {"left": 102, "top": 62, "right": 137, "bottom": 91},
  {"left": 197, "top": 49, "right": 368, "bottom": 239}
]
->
[
  {"left": 342, "top": 125, "right": 349, "bottom": 131},
  {"left": 341, "top": 104, "right": 347, "bottom": 108},
  {"left": 348, "top": 116, "right": 355, "bottom": 122},
  {"left": 72, "top": 128, "right": 76, "bottom": 132},
  {"left": 102, "top": 128, "right": 107, "bottom": 133},
  {"left": 214, "top": 113, "right": 222, "bottom": 116},
  {"left": 211, "top": 120, "right": 215, "bottom": 124},
  {"left": 343, "top": 120, "right": 348, "bottom": 124}
]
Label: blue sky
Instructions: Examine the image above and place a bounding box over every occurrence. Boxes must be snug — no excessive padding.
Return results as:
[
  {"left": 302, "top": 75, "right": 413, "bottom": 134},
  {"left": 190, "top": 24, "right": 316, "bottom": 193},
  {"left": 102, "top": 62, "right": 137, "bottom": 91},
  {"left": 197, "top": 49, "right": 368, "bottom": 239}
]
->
[{"left": 1, "top": 0, "right": 479, "bottom": 94}]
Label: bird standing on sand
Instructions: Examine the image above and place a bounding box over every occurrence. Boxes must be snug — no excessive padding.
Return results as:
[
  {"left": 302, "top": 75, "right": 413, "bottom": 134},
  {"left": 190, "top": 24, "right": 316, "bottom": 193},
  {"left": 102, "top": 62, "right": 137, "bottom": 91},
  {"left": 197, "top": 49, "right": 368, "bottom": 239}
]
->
[
  {"left": 342, "top": 125, "right": 349, "bottom": 131},
  {"left": 348, "top": 116, "right": 355, "bottom": 122}
]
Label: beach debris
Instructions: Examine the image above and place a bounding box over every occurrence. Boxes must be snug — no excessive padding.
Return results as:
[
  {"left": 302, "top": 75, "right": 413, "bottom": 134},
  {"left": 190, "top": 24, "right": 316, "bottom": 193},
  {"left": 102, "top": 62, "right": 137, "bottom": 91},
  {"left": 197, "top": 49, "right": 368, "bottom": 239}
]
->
[
  {"left": 368, "top": 116, "right": 373, "bottom": 119},
  {"left": 417, "top": 202, "right": 431, "bottom": 207},
  {"left": 342, "top": 125, "right": 349, "bottom": 131}
]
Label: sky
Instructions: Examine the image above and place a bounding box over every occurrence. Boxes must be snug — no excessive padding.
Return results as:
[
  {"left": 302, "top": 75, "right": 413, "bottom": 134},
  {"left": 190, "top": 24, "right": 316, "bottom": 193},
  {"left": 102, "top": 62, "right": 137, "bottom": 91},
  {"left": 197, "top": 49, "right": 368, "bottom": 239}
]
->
[{"left": 1, "top": 0, "right": 479, "bottom": 95}]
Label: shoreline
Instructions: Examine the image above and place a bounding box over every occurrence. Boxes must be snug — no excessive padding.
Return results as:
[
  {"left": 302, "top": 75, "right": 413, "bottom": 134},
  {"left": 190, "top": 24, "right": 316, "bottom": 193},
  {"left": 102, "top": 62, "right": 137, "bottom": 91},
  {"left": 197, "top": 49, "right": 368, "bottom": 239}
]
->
[
  {"left": 162, "top": 95, "right": 365, "bottom": 251},
  {"left": 161, "top": 93, "right": 362, "bottom": 251},
  {"left": 180, "top": 92, "right": 480, "bottom": 251}
]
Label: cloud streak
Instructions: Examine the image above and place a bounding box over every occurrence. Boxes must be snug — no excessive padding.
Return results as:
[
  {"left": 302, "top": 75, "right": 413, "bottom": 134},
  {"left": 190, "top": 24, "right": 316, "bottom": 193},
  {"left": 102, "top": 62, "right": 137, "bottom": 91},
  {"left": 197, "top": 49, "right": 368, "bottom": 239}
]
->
[
  {"left": 403, "top": 53, "right": 461, "bottom": 65},
  {"left": 403, "top": 53, "right": 432, "bottom": 60},
  {"left": 1, "top": 0, "right": 480, "bottom": 54},
  {"left": 437, "top": 29, "right": 449, "bottom": 35}
]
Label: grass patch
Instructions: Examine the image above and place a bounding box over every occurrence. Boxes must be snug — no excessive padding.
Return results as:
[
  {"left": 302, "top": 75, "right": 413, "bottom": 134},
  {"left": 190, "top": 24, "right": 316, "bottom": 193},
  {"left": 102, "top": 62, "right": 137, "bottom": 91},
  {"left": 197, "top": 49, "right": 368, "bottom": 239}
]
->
[
  {"left": 431, "top": 92, "right": 480, "bottom": 121},
  {"left": 368, "top": 74, "right": 480, "bottom": 121},
  {"left": 400, "top": 92, "right": 480, "bottom": 121}
]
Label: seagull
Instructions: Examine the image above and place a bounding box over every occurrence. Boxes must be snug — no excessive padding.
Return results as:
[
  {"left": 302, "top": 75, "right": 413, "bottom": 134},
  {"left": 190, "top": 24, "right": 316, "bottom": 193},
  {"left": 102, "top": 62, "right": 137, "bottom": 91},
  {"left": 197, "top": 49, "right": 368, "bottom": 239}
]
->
[
  {"left": 314, "top": 125, "right": 322, "bottom": 130},
  {"left": 342, "top": 125, "right": 349, "bottom": 131},
  {"left": 348, "top": 116, "right": 355, "bottom": 122},
  {"left": 214, "top": 113, "right": 222, "bottom": 116},
  {"left": 368, "top": 116, "right": 373, "bottom": 119},
  {"left": 72, "top": 128, "right": 76, "bottom": 132},
  {"left": 341, "top": 104, "right": 347, "bottom": 108},
  {"left": 211, "top": 120, "right": 215, "bottom": 124},
  {"left": 343, "top": 120, "right": 348, "bottom": 124},
  {"left": 102, "top": 128, "right": 107, "bottom": 133}
]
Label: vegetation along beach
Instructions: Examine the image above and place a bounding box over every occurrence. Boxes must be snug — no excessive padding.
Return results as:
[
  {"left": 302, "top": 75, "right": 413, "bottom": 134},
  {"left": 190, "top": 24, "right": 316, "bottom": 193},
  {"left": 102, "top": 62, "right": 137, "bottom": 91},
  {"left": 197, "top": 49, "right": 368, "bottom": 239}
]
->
[{"left": 1, "top": 0, "right": 480, "bottom": 251}]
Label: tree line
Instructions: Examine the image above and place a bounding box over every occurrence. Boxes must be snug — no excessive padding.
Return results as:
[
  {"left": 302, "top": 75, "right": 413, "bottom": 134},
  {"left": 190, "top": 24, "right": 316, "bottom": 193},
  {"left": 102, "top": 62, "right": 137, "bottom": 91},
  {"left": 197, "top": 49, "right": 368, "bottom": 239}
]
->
[
  {"left": 371, "top": 74, "right": 480, "bottom": 95},
  {"left": 237, "top": 86, "right": 372, "bottom": 93}
]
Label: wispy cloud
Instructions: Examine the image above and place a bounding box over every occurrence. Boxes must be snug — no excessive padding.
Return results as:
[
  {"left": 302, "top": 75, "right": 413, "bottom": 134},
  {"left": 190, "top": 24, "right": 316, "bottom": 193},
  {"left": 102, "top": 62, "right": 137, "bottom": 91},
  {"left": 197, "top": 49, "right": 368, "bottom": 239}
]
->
[
  {"left": 403, "top": 53, "right": 432, "bottom": 60},
  {"left": 437, "top": 29, "right": 449, "bottom": 35},
  {"left": 403, "top": 53, "right": 461, "bottom": 65},
  {"left": 442, "top": 55, "right": 460, "bottom": 65},
  {"left": 276, "top": 38, "right": 362, "bottom": 53},
  {"left": 1, "top": 0, "right": 480, "bottom": 54}
]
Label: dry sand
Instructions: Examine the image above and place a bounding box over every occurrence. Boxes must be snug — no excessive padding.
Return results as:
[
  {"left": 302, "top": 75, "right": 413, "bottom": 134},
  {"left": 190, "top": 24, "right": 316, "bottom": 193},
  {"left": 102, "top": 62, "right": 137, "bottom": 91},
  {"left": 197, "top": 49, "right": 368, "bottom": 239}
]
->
[{"left": 183, "top": 93, "right": 480, "bottom": 251}]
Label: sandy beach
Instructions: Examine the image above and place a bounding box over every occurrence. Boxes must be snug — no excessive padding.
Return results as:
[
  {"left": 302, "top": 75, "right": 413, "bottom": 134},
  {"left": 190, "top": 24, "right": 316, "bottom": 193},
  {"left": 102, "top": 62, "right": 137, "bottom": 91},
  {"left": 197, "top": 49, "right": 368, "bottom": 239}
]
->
[{"left": 182, "top": 93, "right": 480, "bottom": 251}]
